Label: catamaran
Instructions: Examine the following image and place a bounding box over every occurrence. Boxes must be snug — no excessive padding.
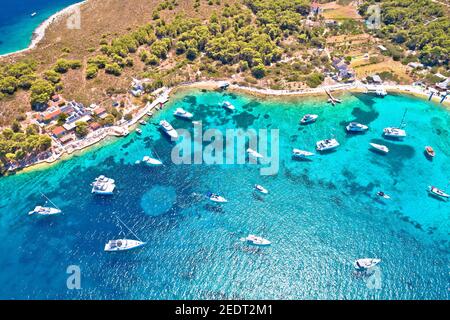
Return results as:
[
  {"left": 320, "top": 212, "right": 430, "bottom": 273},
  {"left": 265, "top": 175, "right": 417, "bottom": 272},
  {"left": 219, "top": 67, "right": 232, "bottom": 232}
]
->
[
  {"left": 222, "top": 101, "right": 235, "bottom": 111},
  {"left": 207, "top": 192, "right": 227, "bottom": 203},
  {"left": 254, "top": 184, "right": 268, "bottom": 194},
  {"left": 247, "top": 148, "right": 263, "bottom": 159},
  {"left": 346, "top": 122, "right": 368, "bottom": 132},
  {"left": 104, "top": 216, "right": 146, "bottom": 252},
  {"left": 428, "top": 186, "right": 449, "bottom": 199},
  {"left": 244, "top": 234, "right": 271, "bottom": 246},
  {"left": 370, "top": 143, "right": 389, "bottom": 153},
  {"left": 292, "top": 149, "right": 315, "bottom": 158},
  {"left": 384, "top": 109, "right": 407, "bottom": 139},
  {"left": 173, "top": 107, "right": 193, "bottom": 119},
  {"left": 91, "top": 175, "right": 116, "bottom": 195},
  {"left": 159, "top": 120, "right": 179, "bottom": 140},
  {"left": 354, "top": 258, "right": 381, "bottom": 270},
  {"left": 383, "top": 127, "right": 406, "bottom": 138},
  {"left": 300, "top": 114, "right": 318, "bottom": 124},
  {"left": 142, "top": 156, "right": 162, "bottom": 166},
  {"left": 316, "top": 138, "right": 339, "bottom": 152}
]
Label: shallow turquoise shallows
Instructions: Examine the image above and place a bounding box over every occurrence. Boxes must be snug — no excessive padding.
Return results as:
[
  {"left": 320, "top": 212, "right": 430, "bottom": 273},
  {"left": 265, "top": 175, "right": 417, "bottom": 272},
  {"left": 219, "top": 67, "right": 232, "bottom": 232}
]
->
[
  {"left": 0, "top": 0, "right": 82, "bottom": 55},
  {"left": 0, "top": 90, "right": 449, "bottom": 299}
]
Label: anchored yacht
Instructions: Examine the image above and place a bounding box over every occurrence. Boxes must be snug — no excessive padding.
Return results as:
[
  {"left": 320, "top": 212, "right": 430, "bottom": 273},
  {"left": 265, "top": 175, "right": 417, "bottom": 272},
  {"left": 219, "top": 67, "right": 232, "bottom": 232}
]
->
[
  {"left": 346, "top": 122, "right": 368, "bottom": 132},
  {"left": 159, "top": 120, "right": 179, "bottom": 140},
  {"left": 207, "top": 192, "right": 228, "bottom": 203},
  {"left": 222, "top": 101, "right": 235, "bottom": 111},
  {"left": 244, "top": 234, "right": 271, "bottom": 246},
  {"left": 383, "top": 127, "right": 406, "bottom": 138},
  {"left": 142, "top": 156, "right": 162, "bottom": 166},
  {"left": 28, "top": 206, "right": 61, "bottom": 216},
  {"left": 300, "top": 114, "right": 318, "bottom": 124},
  {"left": 354, "top": 258, "right": 381, "bottom": 270},
  {"left": 254, "top": 184, "right": 268, "bottom": 194},
  {"left": 173, "top": 107, "right": 193, "bottom": 119},
  {"left": 292, "top": 149, "right": 315, "bottom": 158},
  {"left": 316, "top": 138, "right": 339, "bottom": 152},
  {"left": 104, "top": 239, "right": 146, "bottom": 252},
  {"left": 370, "top": 143, "right": 389, "bottom": 153},
  {"left": 428, "top": 186, "right": 449, "bottom": 199}
]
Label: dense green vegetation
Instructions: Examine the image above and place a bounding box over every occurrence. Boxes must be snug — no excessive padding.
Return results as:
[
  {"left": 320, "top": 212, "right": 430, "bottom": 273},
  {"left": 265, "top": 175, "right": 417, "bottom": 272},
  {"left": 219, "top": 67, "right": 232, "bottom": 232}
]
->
[
  {"left": 0, "top": 124, "right": 52, "bottom": 172},
  {"left": 360, "top": 0, "right": 449, "bottom": 67}
]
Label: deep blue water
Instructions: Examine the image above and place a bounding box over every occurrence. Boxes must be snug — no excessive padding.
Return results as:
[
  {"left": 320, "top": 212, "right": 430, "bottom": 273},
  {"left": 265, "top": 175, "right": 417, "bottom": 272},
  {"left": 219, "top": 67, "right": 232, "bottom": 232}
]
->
[
  {"left": 0, "top": 90, "right": 449, "bottom": 299},
  {"left": 0, "top": 0, "right": 82, "bottom": 55}
]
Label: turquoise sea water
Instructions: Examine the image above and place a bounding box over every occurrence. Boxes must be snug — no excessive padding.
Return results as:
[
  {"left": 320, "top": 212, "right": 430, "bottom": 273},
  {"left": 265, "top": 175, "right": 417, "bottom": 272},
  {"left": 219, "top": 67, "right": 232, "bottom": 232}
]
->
[
  {"left": 0, "top": 0, "right": 81, "bottom": 55},
  {"left": 0, "top": 90, "right": 449, "bottom": 299}
]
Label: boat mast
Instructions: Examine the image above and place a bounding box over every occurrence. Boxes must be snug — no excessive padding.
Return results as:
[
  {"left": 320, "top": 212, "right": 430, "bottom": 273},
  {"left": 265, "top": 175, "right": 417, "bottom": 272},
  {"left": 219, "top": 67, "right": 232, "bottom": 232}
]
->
[
  {"left": 399, "top": 109, "right": 408, "bottom": 128},
  {"left": 40, "top": 192, "right": 60, "bottom": 210},
  {"left": 116, "top": 216, "right": 143, "bottom": 242}
]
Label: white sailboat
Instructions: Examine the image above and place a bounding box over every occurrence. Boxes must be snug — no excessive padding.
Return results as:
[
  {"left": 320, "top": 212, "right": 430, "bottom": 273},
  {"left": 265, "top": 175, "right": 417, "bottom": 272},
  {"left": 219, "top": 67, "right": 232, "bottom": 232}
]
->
[
  {"left": 104, "top": 216, "right": 146, "bottom": 252},
  {"left": 29, "top": 193, "right": 61, "bottom": 216},
  {"left": 428, "top": 186, "right": 449, "bottom": 199},
  {"left": 142, "top": 156, "right": 163, "bottom": 166},
  {"left": 384, "top": 109, "right": 407, "bottom": 139}
]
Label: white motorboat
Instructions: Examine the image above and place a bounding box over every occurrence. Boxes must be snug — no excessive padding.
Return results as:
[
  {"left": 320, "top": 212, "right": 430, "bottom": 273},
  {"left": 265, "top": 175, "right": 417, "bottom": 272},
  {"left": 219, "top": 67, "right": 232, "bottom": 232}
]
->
[
  {"left": 300, "top": 114, "right": 318, "bottom": 124},
  {"left": 247, "top": 148, "right": 263, "bottom": 159},
  {"left": 28, "top": 206, "right": 61, "bottom": 216},
  {"left": 292, "top": 149, "right": 315, "bottom": 158},
  {"left": 139, "top": 120, "right": 147, "bottom": 125},
  {"left": 31, "top": 12, "right": 37, "bottom": 17},
  {"left": 316, "top": 138, "right": 339, "bottom": 152},
  {"left": 377, "top": 191, "right": 390, "bottom": 199},
  {"left": 104, "top": 239, "right": 146, "bottom": 252},
  {"left": 136, "top": 128, "right": 142, "bottom": 135},
  {"left": 142, "top": 156, "right": 162, "bottom": 166},
  {"left": 383, "top": 127, "right": 406, "bottom": 138},
  {"left": 207, "top": 192, "right": 227, "bottom": 203},
  {"left": 244, "top": 234, "right": 271, "bottom": 246},
  {"left": 346, "top": 122, "right": 368, "bottom": 132},
  {"left": 428, "top": 186, "right": 449, "bottom": 199},
  {"left": 354, "top": 258, "right": 381, "bottom": 270},
  {"left": 173, "top": 107, "right": 193, "bottom": 119},
  {"left": 159, "top": 120, "right": 179, "bottom": 140},
  {"left": 91, "top": 175, "right": 116, "bottom": 195},
  {"left": 222, "top": 101, "right": 235, "bottom": 111},
  {"left": 370, "top": 143, "right": 389, "bottom": 153},
  {"left": 254, "top": 184, "right": 268, "bottom": 194},
  {"left": 146, "top": 111, "right": 153, "bottom": 117}
]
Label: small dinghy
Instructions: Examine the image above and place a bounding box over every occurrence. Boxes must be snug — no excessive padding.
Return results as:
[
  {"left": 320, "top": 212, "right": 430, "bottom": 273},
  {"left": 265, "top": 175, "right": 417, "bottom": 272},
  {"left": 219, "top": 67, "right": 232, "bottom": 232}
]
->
[
  {"left": 254, "top": 184, "right": 268, "bottom": 194},
  {"left": 354, "top": 258, "right": 381, "bottom": 270},
  {"left": 243, "top": 234, "right": 271, "bottom": 247},
  {"left": 292, "top": 149, "right": 315, "bottom": 159},
  {"left": 370, "top": 143, "right": 389, "bottom": 153},
  {"left": 247, "top": 148, "right": 263, "bottom": 159},
  {"left": 428, "top": 186, "right": 449, "bottom": 199},
  {"left": 377, "top": 191, "right": 390, "bottom": 199},
  {"left": 425, "top": 146, "right": 435, "bottom": 158},
  {"left": 142, "top": 156, "right": 162, "bottom": 166},
  {"left": 136, "top": 128, "right": 142, "bottom": 135},
  {"left": 139, "top": 120, "right": 147, "bottom": 125},
  {"left": 207, "top": 192, "right": 228, "bottom": 203}
]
